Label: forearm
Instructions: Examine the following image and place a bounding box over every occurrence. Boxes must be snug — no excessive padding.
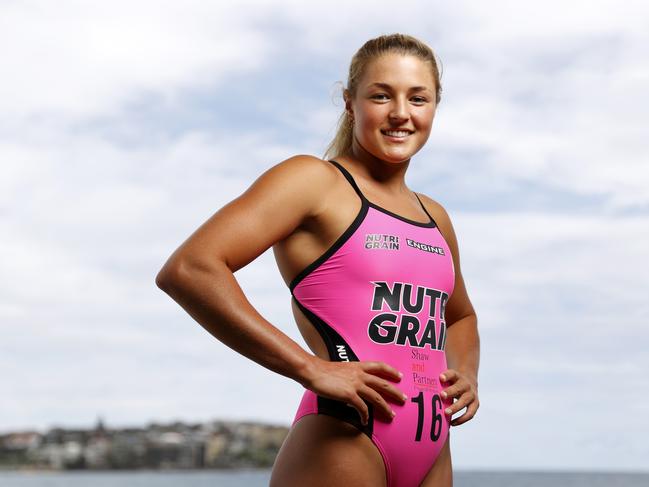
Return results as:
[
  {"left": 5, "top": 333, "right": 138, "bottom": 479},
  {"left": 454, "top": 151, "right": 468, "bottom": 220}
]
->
[
  {"left": 156, "top": 260, "right": 317, "bottom": 387},
  {"left": 444, "top": 314, "right": 480, "bottom": 384}
]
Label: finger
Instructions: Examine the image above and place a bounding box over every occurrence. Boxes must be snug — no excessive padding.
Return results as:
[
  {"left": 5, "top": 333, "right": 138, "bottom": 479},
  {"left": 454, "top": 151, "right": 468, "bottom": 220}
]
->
[
  {"left": 363, "top": 361, "right": 403, "bottom": 382},
  {"left": 439, "top": 369, "right": 456, "bottom": 383},
  {"left": 444, "top": 392, "right": 473, "bottom": 417},
  {"left": 364, "top": 374, "right": 407, "bottom": 404},
  {"left": 440, "top": 387, "right": 455, "bottom": 401},
  {"left": 346, "top": 394, "right": 370, "bottom": 426},
  {"left": 450, "top": 402, "right": 478, "bottom": 426},
  {"left": 441, "top": 381, "right": 468, "bottom": 400},
  {"left": 359, "top": 384, "right": 394, "bottom": 421}
]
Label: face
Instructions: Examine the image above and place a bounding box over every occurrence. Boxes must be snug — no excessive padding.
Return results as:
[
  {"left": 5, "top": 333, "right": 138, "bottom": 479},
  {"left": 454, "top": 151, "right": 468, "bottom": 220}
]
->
[{"left": 347, "top": 53, "right": 437, "bottom": 164}]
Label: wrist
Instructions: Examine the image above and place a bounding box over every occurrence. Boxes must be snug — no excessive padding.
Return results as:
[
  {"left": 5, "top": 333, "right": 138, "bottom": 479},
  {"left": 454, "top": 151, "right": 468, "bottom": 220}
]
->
[
  {"left": 294, "top": 353, "right": 321, "bottom": 388},
  {"left": 458, "top": 367, "right": 478, "bottom": 386}
]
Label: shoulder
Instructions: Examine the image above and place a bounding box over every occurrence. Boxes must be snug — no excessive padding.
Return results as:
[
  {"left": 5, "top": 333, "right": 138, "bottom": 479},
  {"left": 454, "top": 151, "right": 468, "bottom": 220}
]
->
[
  {"left": 252, "top": 154, "right": 338, "bottom": 193},
  {"left": 415, "top": 192, "right": 460, "bottom": 256},
  {"left": 415, "top": 193, "right": 453, "bottom": 231},
  {"left": 268, "top": 154, "right": 336, "bottom": 175},
  {"left": 253, "top": 154, "right": 339, "bottom": 218},
  {"left": 261, "top": 154, "right": 338, "bottom": 190}
]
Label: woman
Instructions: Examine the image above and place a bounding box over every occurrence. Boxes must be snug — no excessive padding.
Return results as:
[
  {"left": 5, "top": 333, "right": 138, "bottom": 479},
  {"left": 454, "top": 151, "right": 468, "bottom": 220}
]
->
[{"left": 156, "top": 33, "right": 480, "bottom": 487}]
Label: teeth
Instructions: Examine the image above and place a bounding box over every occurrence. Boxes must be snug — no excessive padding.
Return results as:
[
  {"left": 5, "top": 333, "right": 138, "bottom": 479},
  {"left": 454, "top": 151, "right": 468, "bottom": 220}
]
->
[{"left": 383, "top": 130, "right": 411, "bottom": 137}]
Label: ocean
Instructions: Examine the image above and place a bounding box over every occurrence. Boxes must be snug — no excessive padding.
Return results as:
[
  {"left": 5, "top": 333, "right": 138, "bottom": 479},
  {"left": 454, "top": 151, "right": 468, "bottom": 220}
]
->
[{"left": 0, "top": 469, "right": 647, "bottom": 486}]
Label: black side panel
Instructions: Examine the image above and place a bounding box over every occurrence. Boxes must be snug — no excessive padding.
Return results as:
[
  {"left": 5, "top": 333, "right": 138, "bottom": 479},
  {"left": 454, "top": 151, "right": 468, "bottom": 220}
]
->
[{"left": 292, "top": 297, "right": 374, "bottom": 438}]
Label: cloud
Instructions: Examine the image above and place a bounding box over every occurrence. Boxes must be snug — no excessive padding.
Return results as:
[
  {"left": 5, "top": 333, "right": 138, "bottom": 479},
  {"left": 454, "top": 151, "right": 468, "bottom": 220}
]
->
[
  {"left": 1, "top": 0, "right": 648, "bottom": 471},
  {"left": 0, "top": 0, "right": 274, "bottom": 120}
]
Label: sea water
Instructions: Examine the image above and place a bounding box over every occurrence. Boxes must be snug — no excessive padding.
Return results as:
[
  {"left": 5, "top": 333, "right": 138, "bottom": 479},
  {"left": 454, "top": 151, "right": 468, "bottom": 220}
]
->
[{"left": 0, "top": 469, "right": 647, "bottom": 486}]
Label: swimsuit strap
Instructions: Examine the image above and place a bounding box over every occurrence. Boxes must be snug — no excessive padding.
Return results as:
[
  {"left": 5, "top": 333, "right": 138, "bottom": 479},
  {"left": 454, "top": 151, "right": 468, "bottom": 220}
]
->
[
  {"left": 414, "top": 192, "right": 435, "bottom": 223},
  {"left": 327, "top": 159, "right": 368, "bottom": 202},
  {"left": 329, "top": 159, "right": 437, "bottom": 226}
]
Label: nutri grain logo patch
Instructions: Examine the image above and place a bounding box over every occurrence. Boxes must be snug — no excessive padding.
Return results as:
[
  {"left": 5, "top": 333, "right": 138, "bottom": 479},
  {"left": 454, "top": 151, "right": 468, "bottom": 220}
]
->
[{"left": 365, "top": 234, "right": 400, "bottom": 250}]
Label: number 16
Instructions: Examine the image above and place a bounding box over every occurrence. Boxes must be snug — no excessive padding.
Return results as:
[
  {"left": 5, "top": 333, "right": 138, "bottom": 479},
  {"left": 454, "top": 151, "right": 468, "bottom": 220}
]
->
[{"left": 410, "top": 391, "right": 443, "bottom": 441}]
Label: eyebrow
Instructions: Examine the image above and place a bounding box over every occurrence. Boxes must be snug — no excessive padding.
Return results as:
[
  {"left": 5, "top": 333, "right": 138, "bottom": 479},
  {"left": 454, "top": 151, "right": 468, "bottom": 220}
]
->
[{"left": 368, "top": 82, "right": 431, "bottom": 92}]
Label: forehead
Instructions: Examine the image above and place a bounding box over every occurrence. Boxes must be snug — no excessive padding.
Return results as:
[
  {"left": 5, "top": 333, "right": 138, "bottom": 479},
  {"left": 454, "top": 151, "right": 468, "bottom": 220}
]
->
[{"left": 359, "top": 53, "right": 435, "bottom": 91}]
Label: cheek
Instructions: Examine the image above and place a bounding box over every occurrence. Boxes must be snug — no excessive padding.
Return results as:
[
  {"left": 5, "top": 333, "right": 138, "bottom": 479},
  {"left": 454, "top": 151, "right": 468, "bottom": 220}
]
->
[
  {"left": 359, "top": 109, "right": 381, "bottom": 125},
  {"left": 355, "top": 102, "right": 386, "bottom": 126},
  {"left": 357, "top": 111, "right": 385, "bottom": 133},
  {"left": 415, "top": 111, "right": 435, "bottom": 131}
]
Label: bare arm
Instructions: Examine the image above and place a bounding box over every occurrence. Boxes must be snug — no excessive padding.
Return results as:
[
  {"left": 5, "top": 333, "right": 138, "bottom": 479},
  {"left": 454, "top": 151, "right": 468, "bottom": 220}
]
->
[
  {"left": 159, "top": 258, "right": 317, "bottom": 385},
  {"left": 155, "top": 155, "right": 332, "bottom": 387}
]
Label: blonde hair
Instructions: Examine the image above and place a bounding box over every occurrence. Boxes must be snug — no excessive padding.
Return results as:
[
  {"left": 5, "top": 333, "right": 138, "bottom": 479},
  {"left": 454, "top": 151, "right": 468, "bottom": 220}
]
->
[{"left": 323, "top": 33, "right": 443, "bottom": 160}]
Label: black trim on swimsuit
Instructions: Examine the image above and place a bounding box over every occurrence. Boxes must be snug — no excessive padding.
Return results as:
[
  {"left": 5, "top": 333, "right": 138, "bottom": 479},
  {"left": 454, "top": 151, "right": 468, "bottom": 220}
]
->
[
  {"left": 329, "top": 159, "right": 437, "bottom": 228},
  {"left": 290, "top": 159, "right": 439, "bottom": 292},
  {"left": 288, "top": 196, "right": 367, "bottom": 292},
  {"left": 414, "top": 192, "right": 439, "bottom": 228}
]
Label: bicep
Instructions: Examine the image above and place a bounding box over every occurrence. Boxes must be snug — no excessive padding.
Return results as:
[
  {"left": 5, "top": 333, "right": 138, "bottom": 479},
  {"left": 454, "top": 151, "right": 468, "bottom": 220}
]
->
[{"left": 159, "top": 155, "right": 329, "bottom": 278}]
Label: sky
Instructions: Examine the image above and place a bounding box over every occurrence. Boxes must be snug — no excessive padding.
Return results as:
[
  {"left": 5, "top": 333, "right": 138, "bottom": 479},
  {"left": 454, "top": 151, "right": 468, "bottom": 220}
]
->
[{"left": 1, "top": 0, "right": 648, "bottom": 472}]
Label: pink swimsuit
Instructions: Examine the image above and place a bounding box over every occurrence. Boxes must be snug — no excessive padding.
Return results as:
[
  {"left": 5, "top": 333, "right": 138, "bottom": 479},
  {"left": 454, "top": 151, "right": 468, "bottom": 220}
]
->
[{"left": 291, "top": 160, "right": 456, "bottom": 487}]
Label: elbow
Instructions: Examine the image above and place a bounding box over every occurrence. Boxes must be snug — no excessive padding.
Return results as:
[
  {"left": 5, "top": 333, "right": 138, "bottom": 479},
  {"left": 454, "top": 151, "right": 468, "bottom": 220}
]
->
[
  {"left": 155, "top": 264, "right": 178, "bottom": 293},
  {"left": 155, "top": 256, "right": 225, "bottom": 293},
  {"left": 155, "top": 258, "right": 189, "bottom": 294},
  {"left": 155, "top": 269, "right": 170, "bottom": 291}
]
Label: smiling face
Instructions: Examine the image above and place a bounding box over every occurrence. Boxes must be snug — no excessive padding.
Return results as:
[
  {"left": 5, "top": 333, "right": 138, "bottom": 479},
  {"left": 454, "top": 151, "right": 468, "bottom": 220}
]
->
[{"left": 346, "top": 53, "right": 438, "bottom": 164}]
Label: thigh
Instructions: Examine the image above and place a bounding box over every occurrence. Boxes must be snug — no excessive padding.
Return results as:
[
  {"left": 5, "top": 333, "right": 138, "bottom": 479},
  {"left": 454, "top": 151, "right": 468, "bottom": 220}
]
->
[
  {"left": 270, "top": 414, "right": 387, "bottom": 487},
  {"left": 420, "top": 432, "right": 453, "bottom": 487}
]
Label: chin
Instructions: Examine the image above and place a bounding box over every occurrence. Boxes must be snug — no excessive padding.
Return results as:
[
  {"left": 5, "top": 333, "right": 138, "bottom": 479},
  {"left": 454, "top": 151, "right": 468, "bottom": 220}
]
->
[
  {"left": 378, "top": 147, "right": 419, "bottom": 163},
  {"left": 357, "top": 137, "right": 420, "bottom": 163},
  {"left": 372, "top": 154, "right": 411, "bottom": 165}
]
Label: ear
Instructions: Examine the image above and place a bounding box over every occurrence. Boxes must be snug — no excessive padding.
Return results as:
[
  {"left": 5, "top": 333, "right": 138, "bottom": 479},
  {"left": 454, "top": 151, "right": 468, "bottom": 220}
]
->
[{"left": 343, "top": 89, "right": 352, "bottom": 111}]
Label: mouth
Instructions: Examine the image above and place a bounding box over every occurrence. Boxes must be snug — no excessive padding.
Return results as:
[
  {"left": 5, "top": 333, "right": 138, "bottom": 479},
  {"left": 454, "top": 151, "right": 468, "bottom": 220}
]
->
[{"left": 381, "top": 129, "right": 414, "bottom": 140}]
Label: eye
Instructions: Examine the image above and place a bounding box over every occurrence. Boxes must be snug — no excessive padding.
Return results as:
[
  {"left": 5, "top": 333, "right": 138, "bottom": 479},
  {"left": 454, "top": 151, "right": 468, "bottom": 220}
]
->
[{"left": 371, "top": 94, "right": 428, "bottom": 103}]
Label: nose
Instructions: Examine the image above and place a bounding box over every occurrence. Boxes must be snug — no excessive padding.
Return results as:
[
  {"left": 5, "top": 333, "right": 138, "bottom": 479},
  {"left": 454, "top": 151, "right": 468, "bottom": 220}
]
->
[{"left": 389, "top": 96, "right": 410, "bottom": 122}]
